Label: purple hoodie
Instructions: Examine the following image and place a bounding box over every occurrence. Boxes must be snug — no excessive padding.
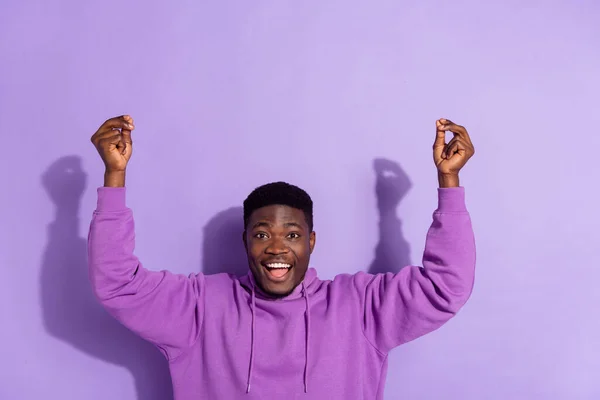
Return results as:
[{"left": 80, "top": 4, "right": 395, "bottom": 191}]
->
[{"left": 88, "top": 186, "right": 475, "bottom": 399}]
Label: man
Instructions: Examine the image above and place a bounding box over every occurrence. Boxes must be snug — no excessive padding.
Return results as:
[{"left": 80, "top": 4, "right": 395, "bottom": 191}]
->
[{"left": 88, "top": 115, "right": 476, "bottom": 399}]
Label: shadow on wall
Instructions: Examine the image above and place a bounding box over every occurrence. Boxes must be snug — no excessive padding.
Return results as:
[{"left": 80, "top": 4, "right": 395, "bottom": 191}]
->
[
  {"left": 201, "top": 207, "right": 248, "bottom": 277},
  {"left": 368, "top": 158, "right": 412, "bottom": 275},
  {"left": 39, "top": 155, "right": 174, "bottom": 400}
]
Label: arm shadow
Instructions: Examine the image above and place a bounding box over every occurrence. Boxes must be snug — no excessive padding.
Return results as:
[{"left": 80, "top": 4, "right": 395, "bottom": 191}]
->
[
  {"left": 39, "top": 155, "right": 173, "bottom": 400},
  {"left": 368, "top": 158, "right": 413, "bottom": 275}
]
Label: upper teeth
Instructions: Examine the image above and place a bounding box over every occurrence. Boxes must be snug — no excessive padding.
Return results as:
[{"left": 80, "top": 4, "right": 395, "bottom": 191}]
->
[{"left": 267, "top": 263, "right": 291, "bottom": 269}]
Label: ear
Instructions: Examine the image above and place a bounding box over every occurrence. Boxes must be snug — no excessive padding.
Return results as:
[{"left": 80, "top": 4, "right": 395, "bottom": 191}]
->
[
  {"left": 309, "top": 231, "right": 316, "bottom": 254},
  {"left": 242, "top": 230, "right": 248, "bottom": 252}
]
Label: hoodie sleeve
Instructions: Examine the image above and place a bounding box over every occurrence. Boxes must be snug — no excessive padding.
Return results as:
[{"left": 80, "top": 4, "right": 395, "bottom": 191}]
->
[
  {"left": 359, "top": 187, "right": 475, "bottom": 354},
  {"left": 87, "top": 187, "right": 203, "bottom": 360}
]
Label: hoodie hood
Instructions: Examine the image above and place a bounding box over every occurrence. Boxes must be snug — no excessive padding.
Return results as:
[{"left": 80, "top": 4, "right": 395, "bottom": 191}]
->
[{"left": 238, "top": 267, "right": 319, "bottom": 393}]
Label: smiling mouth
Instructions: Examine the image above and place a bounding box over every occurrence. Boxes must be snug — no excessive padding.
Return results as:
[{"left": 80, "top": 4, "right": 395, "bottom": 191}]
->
[{"left": 262, "top": 262, "right": 293, "bottom": 280}]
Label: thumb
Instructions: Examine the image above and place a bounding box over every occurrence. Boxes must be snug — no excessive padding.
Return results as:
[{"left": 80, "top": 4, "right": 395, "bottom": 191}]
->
[
  {"left": 120, "top": 116, "right": 134, "bottom": 155},
  {"left": 434, "top": 119, "right": 446, "bottom": 149}
]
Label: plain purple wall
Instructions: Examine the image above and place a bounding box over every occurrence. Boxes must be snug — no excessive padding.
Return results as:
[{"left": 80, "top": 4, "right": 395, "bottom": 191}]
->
[{"left": 1, "top": 1, "right": 599, "bottom": 399}]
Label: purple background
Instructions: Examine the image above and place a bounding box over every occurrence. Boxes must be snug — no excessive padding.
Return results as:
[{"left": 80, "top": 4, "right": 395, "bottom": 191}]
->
[{"left": 1, "top": 1, "right": 599, "bottom": 399}]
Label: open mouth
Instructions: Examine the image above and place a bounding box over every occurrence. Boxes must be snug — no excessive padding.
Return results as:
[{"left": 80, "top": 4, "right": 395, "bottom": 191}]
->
[{"left": 262, "top": 262, "right": 293, "bottom": 280}]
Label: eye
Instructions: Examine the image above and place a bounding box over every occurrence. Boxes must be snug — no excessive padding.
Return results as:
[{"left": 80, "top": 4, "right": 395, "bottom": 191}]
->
[
  {"left": 287, "top": 232, "right": 301, "bottom": 239},
  {"left": 254, "top": 232, "right": 269, "bottom": 239}
]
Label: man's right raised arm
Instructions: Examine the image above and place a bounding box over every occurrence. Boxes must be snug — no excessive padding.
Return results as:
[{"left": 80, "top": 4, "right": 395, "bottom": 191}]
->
[{"left": 87, "top": 115, "right": 203, "bottom": 361}]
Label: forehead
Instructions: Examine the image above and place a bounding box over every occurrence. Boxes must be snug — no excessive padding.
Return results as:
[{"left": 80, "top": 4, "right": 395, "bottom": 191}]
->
[{"left": 249, "top": 205, "right": 307, "bottom": 227}]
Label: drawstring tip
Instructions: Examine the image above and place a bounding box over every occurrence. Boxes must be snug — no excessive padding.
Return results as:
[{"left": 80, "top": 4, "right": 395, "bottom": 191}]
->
[
  {"left": 304, "top": 384, "right": 307, "bottom": 393},
  {"left": 246, "top": 384, "right": 251, "bottom": 393}
]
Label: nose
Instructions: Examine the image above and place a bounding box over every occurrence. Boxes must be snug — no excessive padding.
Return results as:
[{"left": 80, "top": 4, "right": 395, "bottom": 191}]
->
[{"left": 265, "top": 238, "right": 289, "bottom": 255}]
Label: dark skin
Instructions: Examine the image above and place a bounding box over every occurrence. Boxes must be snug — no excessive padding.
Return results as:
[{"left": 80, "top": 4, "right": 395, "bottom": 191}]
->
[
  {"left": 243, "top": 205, "right": 316, "bottom": 298},
  {"left": 91, "top": 115, "right": 474, "bottom": 297}
]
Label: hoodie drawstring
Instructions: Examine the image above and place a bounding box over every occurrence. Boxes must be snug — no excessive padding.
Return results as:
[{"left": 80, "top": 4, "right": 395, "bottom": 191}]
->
[
  {"left": 302, "top": 282, "right": 311, "bottom": 393},
  {"left": 246, "top": 286, "right": 256, "bottom": 393},
  {"left": 246, "top": 282, "right": 310, "bottom": 394}
]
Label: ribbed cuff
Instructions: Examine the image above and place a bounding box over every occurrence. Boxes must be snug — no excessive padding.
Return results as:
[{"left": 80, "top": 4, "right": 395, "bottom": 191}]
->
[
  {"left": 96, "top": 187, "right": 127, "bottom": 211},
  {"left": 436, "top": 187, "right": 467, "bottom": 212}
]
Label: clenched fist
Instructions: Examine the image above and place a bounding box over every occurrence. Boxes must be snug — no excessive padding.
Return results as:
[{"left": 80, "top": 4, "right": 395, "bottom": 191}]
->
[
  {"left": 91, "top": 115, "right": 135, "bottom": 187},
  {"left": 433, "top": 118, "right": 475, "bottom": 188}
]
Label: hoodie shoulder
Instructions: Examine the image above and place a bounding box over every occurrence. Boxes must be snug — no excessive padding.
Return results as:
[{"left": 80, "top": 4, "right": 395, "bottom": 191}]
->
[
  {"left": 203, "top": 272, "right": 244, "bottom": 293},
  {"left": 331, "top": 271, "right": 375, "bottom": 290},
  {"left": 313, "top": 271, "right": 375, "bottom": 304}
]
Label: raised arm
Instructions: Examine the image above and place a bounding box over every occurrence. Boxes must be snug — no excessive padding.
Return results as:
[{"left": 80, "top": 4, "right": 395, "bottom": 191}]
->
[
  {"left": 88, "top": 116, "right": 203, "bottom": 360},
  {"left": 360, "top": 119, "right": 476, "bottom": 353}
]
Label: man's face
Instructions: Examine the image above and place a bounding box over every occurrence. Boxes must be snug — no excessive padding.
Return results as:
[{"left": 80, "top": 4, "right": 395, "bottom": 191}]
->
[{"left": 243, "top": 205, "right": 316, "bottom": 298}]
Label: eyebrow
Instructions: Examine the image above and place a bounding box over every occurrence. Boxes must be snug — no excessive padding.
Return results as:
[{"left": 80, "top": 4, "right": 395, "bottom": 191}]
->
[{"left": 251, "top": 221, "right": 304, "bottom": 230}]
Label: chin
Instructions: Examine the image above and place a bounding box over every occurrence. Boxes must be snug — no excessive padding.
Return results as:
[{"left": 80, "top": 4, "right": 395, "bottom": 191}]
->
[{"left": 259, "top": 280, "right": 296, "bottom": 298}]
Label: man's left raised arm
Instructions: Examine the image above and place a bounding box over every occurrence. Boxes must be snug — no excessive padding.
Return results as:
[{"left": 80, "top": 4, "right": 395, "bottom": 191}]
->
[{"left": 358, "top": 119, "right": 477, "bottom": 354}]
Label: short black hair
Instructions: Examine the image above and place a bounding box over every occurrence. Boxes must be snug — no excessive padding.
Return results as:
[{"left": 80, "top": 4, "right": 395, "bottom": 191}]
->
[{"left": 243, "top": 181, "right": 313, "bottom": 231}]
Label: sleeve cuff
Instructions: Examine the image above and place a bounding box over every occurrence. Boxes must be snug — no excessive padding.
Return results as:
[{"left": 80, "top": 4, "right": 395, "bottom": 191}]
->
[
  {"left": 96, "top": 187, "right": 127, "bottom": 211},
  {"left": 436, "top": 186, "right": 467, "bottom": 212}
]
